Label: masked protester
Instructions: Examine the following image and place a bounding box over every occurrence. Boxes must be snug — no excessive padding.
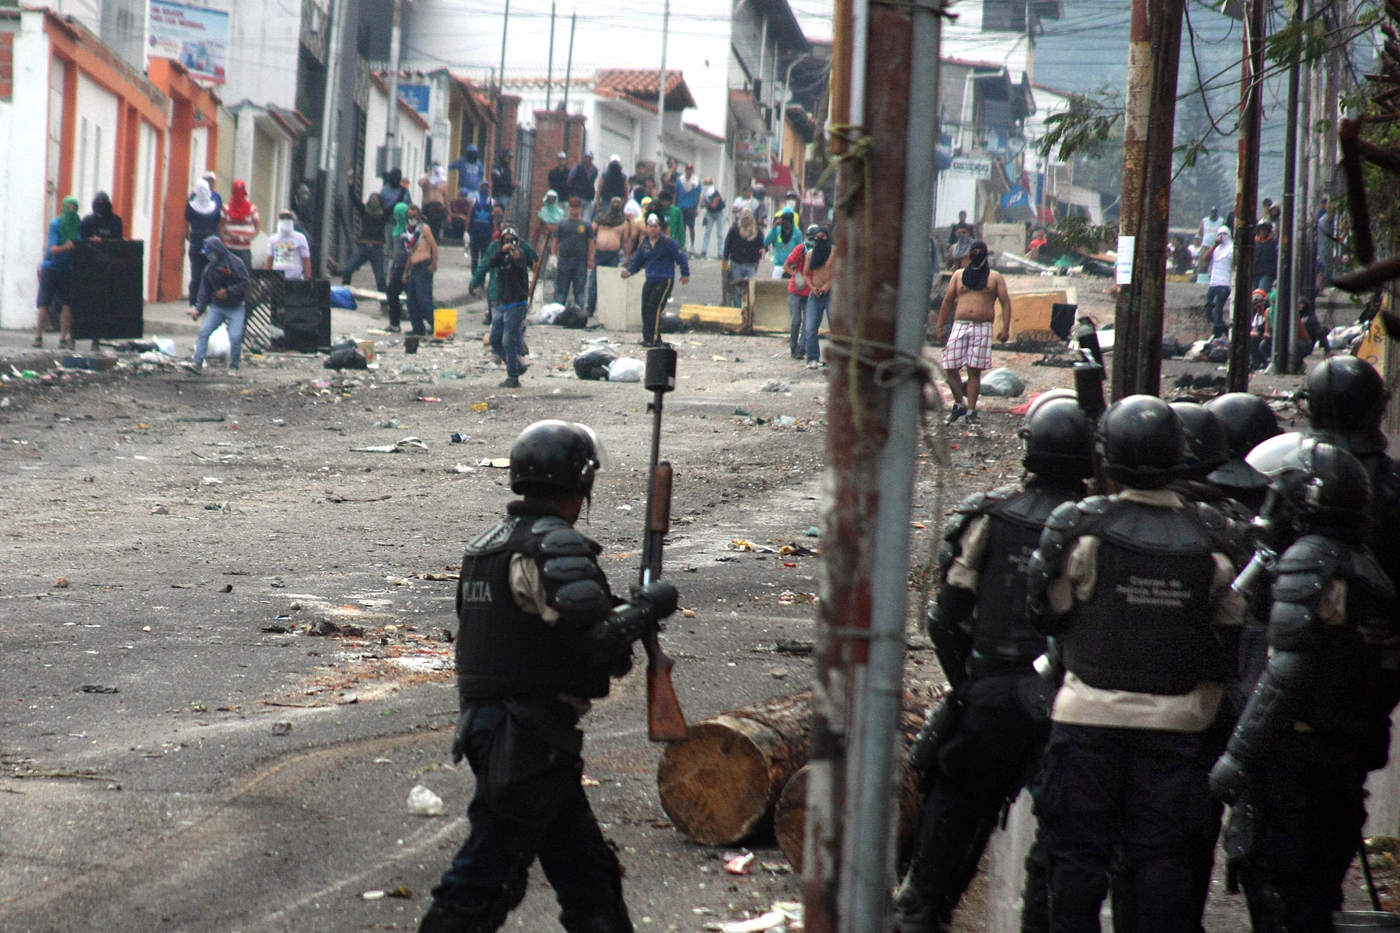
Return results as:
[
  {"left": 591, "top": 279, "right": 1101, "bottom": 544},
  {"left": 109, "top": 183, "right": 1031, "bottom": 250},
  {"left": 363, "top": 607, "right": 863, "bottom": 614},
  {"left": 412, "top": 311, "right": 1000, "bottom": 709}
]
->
[
  {"left": 265, "top": 210, "right": 312, "bottom": 281},
  {"left": 81, "top": 191, "right": 124, "bottom": 241},
  {"left": 450, "top": 144, "right": 484, "bottom": 194},
  {"left": 35, "top": 195, "right": 81, "bottom": 349},
  {"left": 471, "top": 222, "right": 538, "bottom": 360},
  {"left": 467, "top": 182, "right": 496, "bottom": 273},
  {"left": 723, "top": 208, "right": 765, "bottom": 307},
  {"left": 417, "top": 421, "right": 678, "bottom": 933},
  {"left": 342, "top": 185, "right": 388, "bottom": 293},
  {"left": 934, "top": 241, "right": 1011, "bottom": 424},
  {"left": 403, "top": 203, "right": 439, "bottom": 337},
  {"left": 184, "top": 236, "right": 251, "bottom": 376},
  {"left": 218, "top": 181, "right": 260, "bottom": 271},
  {"left": 186, "top": 180, "right": 222, "bottom": 306},
  {"left": 802, "top": 226, "right": 834, "bottom": 367},
  {"left": 1204, "top": 226, "right": 1234, "bottom": 339},
  {"left": 384, "top": 201, "right": 412, "bottom": 332},
  {"left": 764, "top": 208, "right": 804, "bottom": 280},
  {"left": 486, "top": 227, "right": 535, "bottom": 388}
]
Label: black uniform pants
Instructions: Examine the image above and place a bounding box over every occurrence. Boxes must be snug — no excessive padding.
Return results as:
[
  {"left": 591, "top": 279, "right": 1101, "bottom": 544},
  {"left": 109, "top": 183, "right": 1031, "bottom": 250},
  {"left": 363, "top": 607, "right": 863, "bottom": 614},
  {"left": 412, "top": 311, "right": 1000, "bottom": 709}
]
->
[
  {"left": 1234, "top": 732, "right": 1365, "bottom": 933},
  {"left": 640, "top": 279, "right": 672, "bottom": 346},
  {"left": 1035, "top": 723, "right": 1207, "bottom": 933},
  {"left": 432, "top": 702, "right": 632, "bottom": 933},
  {"left": 905, "top": 673, "right": 1050, "bottom": 924}
]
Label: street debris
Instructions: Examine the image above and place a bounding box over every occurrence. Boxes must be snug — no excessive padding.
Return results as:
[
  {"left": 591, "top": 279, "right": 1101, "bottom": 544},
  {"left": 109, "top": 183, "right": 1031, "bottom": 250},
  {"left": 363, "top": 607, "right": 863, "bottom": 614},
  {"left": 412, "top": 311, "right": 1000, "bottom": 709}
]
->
[
  {"left": 724, "top": 852, "right": 756, "bottom": 875},
  {"left": 478, "top": 458, "right": 511, "bottom": 468},
  {"left": 353, "top": 437, "right": 428, "bottom": 453},
  {"left": 407, "top": 784, "right": 445, "bottom": 816},
  {"left": 54, "top": 577, "right": 70, "bottom": 588},
  {"left": 76, "top": 685, "right": 119, "bottom": 694},
  {"left": 703, "top": 902, "right": 803, "bottom": 933},
  {"left": 271, "top": 721, "right": 293, "bottom": 735}
]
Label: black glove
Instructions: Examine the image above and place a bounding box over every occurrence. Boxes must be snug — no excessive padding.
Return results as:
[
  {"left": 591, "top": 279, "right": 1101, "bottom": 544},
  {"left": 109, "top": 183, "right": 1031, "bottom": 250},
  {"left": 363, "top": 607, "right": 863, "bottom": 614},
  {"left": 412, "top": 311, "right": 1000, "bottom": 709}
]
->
[
  {"left": 631, "top": 579, "right": 679, "bottom": 620},
  {"left": 1209, "top": 751, "right": 1249, "bottom": 805}
]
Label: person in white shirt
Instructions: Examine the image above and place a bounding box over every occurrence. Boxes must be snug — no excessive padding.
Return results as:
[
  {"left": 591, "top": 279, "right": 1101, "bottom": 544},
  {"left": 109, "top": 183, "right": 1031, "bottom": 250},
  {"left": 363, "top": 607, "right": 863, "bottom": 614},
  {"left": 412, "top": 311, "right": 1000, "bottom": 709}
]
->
[
  {"left": 265, "top": 210, "right": 312, "bottom": 280},
  {"left": 1199, "top": 207, "right": 1222, "bottom": 251},
  {"left": 1203, "top": 225, "right": 1233, "bottom": 339}
]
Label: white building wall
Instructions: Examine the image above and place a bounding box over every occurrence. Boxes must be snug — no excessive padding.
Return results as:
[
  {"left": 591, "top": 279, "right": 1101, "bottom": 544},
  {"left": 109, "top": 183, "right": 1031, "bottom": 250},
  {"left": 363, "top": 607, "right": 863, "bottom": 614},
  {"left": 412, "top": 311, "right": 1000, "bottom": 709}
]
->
[
  {"left": 0, "top": 12, "right": 56, "bottom": 329},
  {"left": 219, "top": 0, "right": 299, "bottom": 111},
  {"left": 74, "top": 72, "right": 120, "bottom": 221},
  {"left": 362, "top": 85, "right": 428, "bottom": 194},
  {"left": 941, "top": 0, "right": 1034, "bottom": 81}
]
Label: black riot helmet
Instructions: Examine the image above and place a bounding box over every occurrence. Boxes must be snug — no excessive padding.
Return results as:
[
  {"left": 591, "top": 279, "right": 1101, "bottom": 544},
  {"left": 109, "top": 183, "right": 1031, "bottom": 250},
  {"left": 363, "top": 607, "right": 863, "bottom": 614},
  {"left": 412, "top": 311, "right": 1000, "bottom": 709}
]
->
[
  {"left": 1305, "top": 356, "right": 1388, "bottom": 442},
  {"left": 1203, "top": 392, "right": 1280, "bottom": 491},
  {"left": 1020, "top": 397, "right": 1094, "bottom": 481},
  {"left": 1248, "top": 433, "right": 1372, "bottom": 533},
  {"left": 1097, "top": 395, "right": 1185, "bottom": 489},
  {"left": 509, "top": 420, "right": 607, "bottom": 498},
  {"left": 1170, "top": 402, "right": 1230, "bottom": 479}
]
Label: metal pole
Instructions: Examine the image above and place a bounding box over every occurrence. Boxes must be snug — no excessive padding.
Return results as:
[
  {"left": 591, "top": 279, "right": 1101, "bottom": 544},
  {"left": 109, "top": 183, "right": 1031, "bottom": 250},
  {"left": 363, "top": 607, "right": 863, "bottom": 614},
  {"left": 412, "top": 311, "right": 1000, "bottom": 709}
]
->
[
  {"left": 385, "top": 0, "right": 402, "bottom": 163},
  {"left": 562, "top": 11, "right": 576, "bottom": 150},
  {"left": 1298, "top": 26, "right": 1314, "bottom": 309},
  {"left": 848, "top": 0, "right": 942, "bottom": 929},
  {"left": 1227, "top": 0, "right": 1267, "bottom": 392},
  {"left": 1274, "top": 0, "right": 1304, "bottom": 373},
  {"left": 1129, "top": 0, "right": 1184, "bottom": 397},
  {"left": 545, "top": 0, "right": 556, "bottom": 110},
  {"left": 1111, "top": 0, "right": 1151, "bottom": 400},
  {"left": 496, "top": 0, "right": 510, "bottom": 168},
  {"left": 658, "top": 0, "right": 670, "bottom": 167},
  {"left": 318, "top": 0, "right": 349, "bottom": 276}
]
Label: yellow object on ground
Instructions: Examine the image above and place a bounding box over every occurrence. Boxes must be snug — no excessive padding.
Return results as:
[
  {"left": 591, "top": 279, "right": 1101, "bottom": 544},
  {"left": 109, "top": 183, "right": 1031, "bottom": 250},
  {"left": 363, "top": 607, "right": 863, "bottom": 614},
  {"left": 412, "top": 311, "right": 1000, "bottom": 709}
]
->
[{"left": 434, "top": 308, "right": 458, "bottom": 339}]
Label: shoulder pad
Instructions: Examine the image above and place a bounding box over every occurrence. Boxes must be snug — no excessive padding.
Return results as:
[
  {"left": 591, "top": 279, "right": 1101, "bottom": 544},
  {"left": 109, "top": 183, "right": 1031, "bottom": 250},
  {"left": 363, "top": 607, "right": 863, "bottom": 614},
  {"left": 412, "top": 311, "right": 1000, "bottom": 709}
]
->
[
  {"left": 1093, "top": 499, "right": 1212, "bottom": 553},
  {"left": 953, "top": 490, "right": 993, "bottom": 520},
  {"left": 1000, "top": 486, "right": 1077, "bottom": 528},
  {"left": 550, "top": 578, "right": 613, "bottom": 621},
  {"left": 1347, "top": 546, "right": 1397, "bottom": 602},
  {"left": 1195, "top": 502, "right": 1251, "bottom": 556},
  {"left": 1077, "top": 495, "right": 1113, "bottom": 517},
  {"left": 542, "top": 554, "right": 601, "bottom": 586},
  {"left": 531, "top": 516, "right": 573, "bottom": 536},
  {"left": 985, "top": 485, "right": 1019, "bottom": 503},
  {"left": 465, "top": 518, "right": 519, "bottom": 555},
  {"left": 539, "top": 526, "right": 603, "bottom": 559},
  {"left": 1044, "top": 500, "right": 1088, "bottom": 533},
  {"left": 1275, "top": 535, "right": 1343, "bottom": 576}
]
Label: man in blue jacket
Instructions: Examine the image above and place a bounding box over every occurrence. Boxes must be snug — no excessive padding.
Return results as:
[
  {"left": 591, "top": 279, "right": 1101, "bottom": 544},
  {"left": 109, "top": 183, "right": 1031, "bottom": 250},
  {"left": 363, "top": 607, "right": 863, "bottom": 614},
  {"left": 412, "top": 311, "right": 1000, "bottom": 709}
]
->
[
  {"left": 185, "top": 235, "right": 251, "bottom": 376},
  {"left": 621, "top": 214, "right": 690, "bottom": 347}
]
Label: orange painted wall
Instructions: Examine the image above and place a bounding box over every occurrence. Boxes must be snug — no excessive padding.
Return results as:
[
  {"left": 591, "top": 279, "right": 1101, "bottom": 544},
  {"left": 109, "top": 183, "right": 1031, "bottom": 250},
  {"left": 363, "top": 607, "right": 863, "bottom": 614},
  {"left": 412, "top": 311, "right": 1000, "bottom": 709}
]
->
[{"left": 148, "top": 58, "right": 221, "bottom": 302}]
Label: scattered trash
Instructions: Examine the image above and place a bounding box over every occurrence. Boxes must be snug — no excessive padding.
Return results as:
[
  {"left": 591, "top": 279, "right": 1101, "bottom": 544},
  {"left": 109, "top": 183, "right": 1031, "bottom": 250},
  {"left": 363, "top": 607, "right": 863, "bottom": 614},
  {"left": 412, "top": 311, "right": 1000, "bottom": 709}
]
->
[
  {"left": 703, "top": 903, "right": 803, "bottom": 933},
  {"left": 805, "top": 527, "right": 820, "bottom": 537},
  {"left": 478, "top": 458, "right": 511, "bottom": 468},
  {"left": 574, "top": 347, "right": 618, "bottom": 381},
  {"left": 760, "top": 380, "right": 790, "bottom": 393},
  {"left": 385, "top": 885, "right": 412, "bottom": 898},
  {"left": 271, "top": 721, "right": 293, "bottom": 735},
  {"left": 324, "top": 338, "right": 368, "bottom": 370},
  {"left": 730, "top": 539, "right": 756, "bottom": 552},
  {"left": 450, "top": 433, "right": 469, "bottom": 443},
  {"left": 734, "top": 408, "right": 752, "bottom": 417},
  {"left": 76, "top": 685, "right": 119, "bottom": 694},
  {"left": 407, "top": 784, "right": 445, "bottom": 816},
  {"left": 374, "top": 418, "right": 403, "bottom": 429},
  {"left": 415, "top": 396, "right": 442, "bottom": 403},
  {"left": 151, "top": 505, "right": 169, "bottom": 515},
  {"left": 471, "top": 402, "right": 490, "bottom": 412},
  {"left": 55, "top": 577, "right": 70, "bottom": 588},
  {"left": 616, "top": 504, "right": 632, "bottom": 511},
  {"left": 712, "top": 355, "right": 728, "bottom": 362},
  {"left": 770, "top": 667, "right": 789, "bottom": 679},
  {"left": 775, "top": 639, "right": 814, "bottom": 656},
  {"left": 453, "top": 464, "right": 475, "bottom": 473},
  {"left": 724, "top": 852, "right": 756, "bottom": 875},
  {"left": 979, "top": 367, "right": 1026, "bottom": 398},
  {"left": 362, "top": 890, "right": 386, "bottom": 901},
  {"left": 201, "top": 477, "right": 224, "bottom": 485},
  {"left": 401, "top": 363, "right": 428, "bottom": 375},
  {"left": 773, "top": 416, "right": 797, "bottom": 427},
  {"left": 219, "top": 584, "right": 233, "bottom": 593},
  {"left": 353, "top": 437, "right": 429, "bottom": 453},
  {"left": 607, "top": 357, "right": 645, "bottom": 382},
  {"left": 537, "top": 302, "right": 567, "bottom": 324},
  {"left": 682, "top": 609, "right": 697, "bottom": 618}
]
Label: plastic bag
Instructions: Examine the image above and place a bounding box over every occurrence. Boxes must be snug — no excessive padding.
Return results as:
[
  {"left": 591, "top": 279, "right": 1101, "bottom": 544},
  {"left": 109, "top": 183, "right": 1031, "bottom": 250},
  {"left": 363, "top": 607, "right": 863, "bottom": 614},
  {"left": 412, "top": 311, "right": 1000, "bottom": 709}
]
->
[
  {"left": 330, "top": 285, "right": 358, "bottom": 309},
  {"left": 555, "top": 304, "right": 588, "bottom": 328},
  {"left": 205, "top": 324, "right": 230, "bottom": 360},
  {"left": 537, "top": 302, "right": 565, "bottom": 324},
  {"left": 606, "top": 357, "right": 645, "bottom": 383},
  {"left": 324, "top": 337, "right": 367, "bottom": 370},
  {"left": 979, "top": 367, "right": 1025, "bottom": 398},
  {"left": 574, "top": 347, "right": 617, "bottom": 380},
  {"left": 153, "top": 337, "right": 177, "bottom": 356}
]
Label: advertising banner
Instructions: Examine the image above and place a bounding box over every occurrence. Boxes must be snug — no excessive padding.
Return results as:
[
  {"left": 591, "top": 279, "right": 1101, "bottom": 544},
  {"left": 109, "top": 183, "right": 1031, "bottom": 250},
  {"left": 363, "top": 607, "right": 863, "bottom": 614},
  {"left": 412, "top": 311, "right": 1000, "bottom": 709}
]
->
[{"left": 148, "top": 1, "right": 229, "bottom": 85}]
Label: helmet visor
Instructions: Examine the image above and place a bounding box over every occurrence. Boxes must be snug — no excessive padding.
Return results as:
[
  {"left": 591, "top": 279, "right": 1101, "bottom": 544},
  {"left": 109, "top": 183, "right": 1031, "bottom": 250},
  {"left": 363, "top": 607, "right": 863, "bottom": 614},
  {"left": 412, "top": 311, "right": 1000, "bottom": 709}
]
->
[
  {"left": 1244, "top": 432, "right": 1311, "bottom": 477},
  {"left": 575, "top": 423, "right": 608, "bottom": 472}
]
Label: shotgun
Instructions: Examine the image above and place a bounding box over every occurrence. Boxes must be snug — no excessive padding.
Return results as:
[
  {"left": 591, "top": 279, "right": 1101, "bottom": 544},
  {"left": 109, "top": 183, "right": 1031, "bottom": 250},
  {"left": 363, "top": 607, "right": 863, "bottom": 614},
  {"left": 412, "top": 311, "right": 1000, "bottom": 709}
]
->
[{"left": 638, "top": 345, "right": 688, "bottom": 742}]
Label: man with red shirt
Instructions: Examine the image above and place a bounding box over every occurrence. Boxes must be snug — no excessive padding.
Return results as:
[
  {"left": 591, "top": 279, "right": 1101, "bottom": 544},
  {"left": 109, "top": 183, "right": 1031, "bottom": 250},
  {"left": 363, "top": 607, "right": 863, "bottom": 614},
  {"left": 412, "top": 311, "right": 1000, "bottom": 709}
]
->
[{"left": 782, "top": 225, "right": 816, "bottom": 359}]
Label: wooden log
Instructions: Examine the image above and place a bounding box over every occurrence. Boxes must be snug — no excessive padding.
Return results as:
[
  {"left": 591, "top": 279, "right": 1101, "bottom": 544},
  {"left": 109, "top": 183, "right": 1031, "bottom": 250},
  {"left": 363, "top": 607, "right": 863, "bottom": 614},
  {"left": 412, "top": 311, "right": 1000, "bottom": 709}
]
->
[
  {"left": 773, "top": 698, "right": 939, "bottom": 872},
  {"left": 656, "top": 690, "right": 814, "bottom": 846}
]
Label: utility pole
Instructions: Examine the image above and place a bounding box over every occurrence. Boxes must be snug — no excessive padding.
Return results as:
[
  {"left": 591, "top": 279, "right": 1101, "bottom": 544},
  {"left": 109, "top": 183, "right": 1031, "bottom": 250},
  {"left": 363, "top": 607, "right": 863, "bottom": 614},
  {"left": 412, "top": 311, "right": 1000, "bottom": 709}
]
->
[
  {"left": 496, "top": 0, "right": 511, "bottom": 168},
  {"left": 384, "top": 0, "right": 403, "bottom": 172},
  {"left": 317, "top": 0, "right": 349, "bottom": 276},
  {"left": 658, "top": 0, "right": 670, "bottom": 168},
  {"left": 1227, "top": 0, "right": 1267, "bottom": 391},
  {"left": 1110, "top": 0, "right": 1151, "bottom": 400},
  {"left": 545, "top": 1, "right": 556, "bottom": 110},
  {"left": 1274, "top": 0, "right": 1305, "bottom": 374},
  {"left": 562, "top": 10, "right": 576, "bottom": 150},
  {"left": 804, "top": 0, "right": 944, "bottom": 931}
]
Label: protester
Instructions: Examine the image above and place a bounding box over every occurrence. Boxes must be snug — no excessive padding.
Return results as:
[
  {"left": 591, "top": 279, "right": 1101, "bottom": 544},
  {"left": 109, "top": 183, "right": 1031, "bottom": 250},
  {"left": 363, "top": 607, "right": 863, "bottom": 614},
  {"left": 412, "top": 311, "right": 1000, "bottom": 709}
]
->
[
  {"left": 947, "top": 210, "right": 974, "bottom": 245},
  {"left": 186, "top": 179, "right": 222, "bottom": 305},
  {"left": 1317, "top": 196, "right": 1335, "bottom": 288},
  {"left": 1200, "top": 206, "right": 1223, "bottom": 252},
  {"left": 292, "top": 181, "right": 316, "bottom": 242},
  {"left": 192, "top": 170, "right": 223, "bottom": 214},
  {"left": 384, "top": 201, "right": 411, "bottom": 332},
  {"left": 1249, "top": 288, "right": 1273, "bottom": 371},
  {"left": 802, "top": 225, "right": 834, "bottom": 368},
  {"left": 751, "top": 184, "right": 769, "bottom": 229},
  {"left": 675, "top": 164, "right": 701, "bottom": 247},
  {"left": 1204, "top": 225, "right": 1234, "bottom": 339},
  {"left": 379, "top": 168, "right": 412, "bottom": 263},
  {"left": 1254, "top": 220, "right": 1278, "bottom": 292},
  {"left": 622, "top": 213, "right": 690, "bottom": 347},
  {"left": 700, "top": 179, "right": 725, "bottom": 259},
  {"left": 732, "top": 185, "right": 759, "bottom": 224},
  {"left": 599, "top": 154, "right": 629, "bottom": 207},
  {"left": 218, "top": 180, "right": 260, "bottom": 272},
  {"left": 419, "top": 163, "right": 450, "bottom": 241},
  {"left": 948, "top": 227, "right": 973, "bottom": 270},
  {"left": 723, "top": 208, "right": 765, "bottom": 307},
  {"left": 81, "top": 191, "right": 124, "bottom": 241},
  {"left": 466, "top": 181, "right": 496, "bottom": 272},
  {"left": 536, "top": 190, "right": 567, "bottom": 253},
  {"left": 34, "top": 195, "right": 81, "bottom": 349},
  {"left": 933, "top": 240, "right": 1010, "bottom": 423},
  {"left": 491, "top": 149, "right": 515, "bottom": 211},
  {"left": 1027, "top": 226, "right": 1049, "bottom": 261},
  {"left": 764, "top": 208, "right": 803, "bottom": 279},
  {"left": 655, "top": 190, "right": 685, "bottom": 249},
  {"left": 414, "top": 419, "right": 678, "bottom": 933},
  {"left": 547, "top": 152, "right": 572, "bottom": 204},
  {"left": 265, "top": 210, "right": 312, "bottom": 281},
  {"left": 568, "top": 152, "right": 599, "bottom": 217},
  {"left": 448, "top": 144, "right": 484, "bottom": 194},
  {"left": 782, "top": 226, "right": 815, "bottom": 359},
  {"left": 591, "top": 197, "right": 631, "bottom": 316},
  {"left": 186, "top": 236, "right": 251, "bottom": 376},
  {"left": 470, "top": 221, "right": 538, "bottom": 346},
  {"left": 446, "top": 187, "right": 472, "bottom": 242},
  {"left": 554, "top": 197, "right": 595, "bottom": 309},
  {"left": 629, "top": 160, "right": 655, "bottom": 197},
  {"left": 402, "top": 203, "right": 439, "bottom": 337},
  {"left": 1170, "top": 235, "right": 1194, "bottom": 276},
  {"left": 485, "top": 227, "right": 534, "bottom": 388},
  {"left": 341, "top": 187, "right": 388, "bottom": 293}
]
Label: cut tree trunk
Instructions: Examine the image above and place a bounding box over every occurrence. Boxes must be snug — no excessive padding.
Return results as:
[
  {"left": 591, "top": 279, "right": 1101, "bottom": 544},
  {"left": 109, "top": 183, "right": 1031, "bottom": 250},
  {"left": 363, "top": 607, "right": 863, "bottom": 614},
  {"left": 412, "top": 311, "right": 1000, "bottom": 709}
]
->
[
  {"left": 656, "top": 690, "right": 814, "bottom": 846},
  {"left": 773, "top": 701, "right": 935, "bottom": 872}
]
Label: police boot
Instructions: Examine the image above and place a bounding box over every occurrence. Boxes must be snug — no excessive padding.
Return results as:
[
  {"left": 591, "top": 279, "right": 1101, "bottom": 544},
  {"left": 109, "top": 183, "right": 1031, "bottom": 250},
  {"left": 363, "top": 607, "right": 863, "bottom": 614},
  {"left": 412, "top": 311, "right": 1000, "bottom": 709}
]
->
[
  {"left": 417, "top": 898, "right": 502, "bottom": 933},
  {"left": 560, "top": 908, "right": 635, "bottom": 933},
  {"left": 891, "top": 866, "right": 948, "bottom": 933}
]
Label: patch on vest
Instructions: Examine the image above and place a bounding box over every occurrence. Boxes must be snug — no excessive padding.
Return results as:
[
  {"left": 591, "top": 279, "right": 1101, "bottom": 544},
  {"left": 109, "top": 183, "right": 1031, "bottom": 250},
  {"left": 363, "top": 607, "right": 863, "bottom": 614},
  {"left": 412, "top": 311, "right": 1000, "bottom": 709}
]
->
[
  {"left": 460, "top": 579, "right": 493, "bottom": 603},
  {"left": 1114, "top": 575, "right": 1194, "bottom": 609},
  {"left": 466, "top": 518, "right": 519, "bottom": 555}
]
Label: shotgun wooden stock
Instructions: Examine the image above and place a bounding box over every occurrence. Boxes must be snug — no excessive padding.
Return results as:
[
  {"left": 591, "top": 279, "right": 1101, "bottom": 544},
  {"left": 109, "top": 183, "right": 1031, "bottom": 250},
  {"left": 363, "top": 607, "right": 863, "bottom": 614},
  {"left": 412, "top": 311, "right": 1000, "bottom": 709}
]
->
[{"left": 642, "top": 462, "right": 687, "bottom": 741}]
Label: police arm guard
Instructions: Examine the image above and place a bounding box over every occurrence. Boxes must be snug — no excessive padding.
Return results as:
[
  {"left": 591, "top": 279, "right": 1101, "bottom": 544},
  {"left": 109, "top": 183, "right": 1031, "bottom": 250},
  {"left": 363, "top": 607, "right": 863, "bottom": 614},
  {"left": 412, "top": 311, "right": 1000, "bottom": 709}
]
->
[
  {"left": 579, "top": 581, "right": 679, "bottom": 667},
  {"left": 927, "top": 591, "right": 974, "bottom": 691},
  {"left": 906, "top": 693, "right": 963, "bottom": 788},
  {"left": 1026, "top": 500, "right": 1091, "bottom": 635},
  {"left": 1210, "top": 649, "right": 1314, "bottom": 804}
]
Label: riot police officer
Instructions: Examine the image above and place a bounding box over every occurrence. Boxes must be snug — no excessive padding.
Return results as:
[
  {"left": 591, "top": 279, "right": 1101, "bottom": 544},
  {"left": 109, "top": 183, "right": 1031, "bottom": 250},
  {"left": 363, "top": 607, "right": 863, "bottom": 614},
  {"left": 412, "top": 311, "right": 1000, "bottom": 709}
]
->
[
  {"left": 1202, "top": 392, "right": 1281, "bottom": 516},
  {"left": 418, "top": 420, "right": 678, "bottom": 933},
  {"left": 1210, "top": 435, "right": 1395, "bottom": 932},
  {"left": 1026, "top": 396, "right": 1246, "bottom": 933},
  {"left": 893, "top": 398, "right": 1095, "bottom": 933}
]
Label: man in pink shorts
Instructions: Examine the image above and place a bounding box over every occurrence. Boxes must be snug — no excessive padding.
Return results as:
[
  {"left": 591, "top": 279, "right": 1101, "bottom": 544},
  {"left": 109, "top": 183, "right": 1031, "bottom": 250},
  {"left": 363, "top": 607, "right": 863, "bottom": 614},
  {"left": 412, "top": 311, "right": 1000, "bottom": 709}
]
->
[{"left": 933, "top": 240, "right": 1012, "bottom": 424}]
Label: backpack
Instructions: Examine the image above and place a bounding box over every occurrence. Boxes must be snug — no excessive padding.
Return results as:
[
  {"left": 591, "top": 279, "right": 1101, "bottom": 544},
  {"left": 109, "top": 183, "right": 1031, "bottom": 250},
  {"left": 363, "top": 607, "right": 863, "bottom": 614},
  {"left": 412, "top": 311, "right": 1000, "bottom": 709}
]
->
[{"left": 707, "top": 191, "right": 725, "bottom": 213}]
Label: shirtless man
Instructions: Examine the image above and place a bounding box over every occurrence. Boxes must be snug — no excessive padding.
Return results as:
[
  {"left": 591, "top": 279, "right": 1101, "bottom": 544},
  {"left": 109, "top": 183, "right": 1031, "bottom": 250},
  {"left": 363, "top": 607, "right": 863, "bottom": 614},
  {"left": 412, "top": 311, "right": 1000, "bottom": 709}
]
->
[
  {"left": 589, "top": 197, "right": 633, "bottom": 315},
  {"left": 933, "top": 240, "right": 1011, "bottom": 425}
]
